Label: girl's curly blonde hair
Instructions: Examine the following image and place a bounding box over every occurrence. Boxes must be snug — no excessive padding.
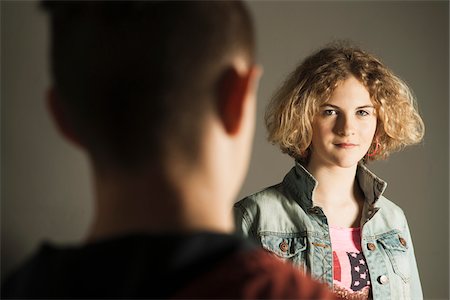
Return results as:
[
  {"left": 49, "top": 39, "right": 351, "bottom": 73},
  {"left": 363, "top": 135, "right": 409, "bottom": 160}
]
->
[{"left": 265, "top": 42, "right": 425, "bottom": 162}]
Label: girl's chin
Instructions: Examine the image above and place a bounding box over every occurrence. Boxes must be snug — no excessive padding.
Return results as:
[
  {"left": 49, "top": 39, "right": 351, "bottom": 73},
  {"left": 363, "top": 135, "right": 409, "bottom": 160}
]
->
[
  {"left": 310, "top": 152, "right": 366, "bottom": 169},
  {"left": 329, "top": 156, "right": 364, "bottom": 169}
]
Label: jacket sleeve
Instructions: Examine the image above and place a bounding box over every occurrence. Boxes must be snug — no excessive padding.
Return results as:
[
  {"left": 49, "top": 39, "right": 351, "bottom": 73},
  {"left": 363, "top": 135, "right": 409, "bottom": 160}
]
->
[{"left": 403, "top": 213, "right": 423, "bottom": 299}]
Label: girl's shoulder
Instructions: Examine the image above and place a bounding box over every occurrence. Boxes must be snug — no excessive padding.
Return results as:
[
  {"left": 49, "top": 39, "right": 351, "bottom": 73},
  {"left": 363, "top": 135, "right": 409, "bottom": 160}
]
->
[
  {"left": 371, "top": 195, "right": 411, "bottom": 231},
  {"left": 234, "top": 181, "right": 309, "bottom": 229},
  {"left": 235, "top": 179, "right": 306, "bottom": 215},
  {"left": 375, "top": 196, "right": 406, "bottom": 217}
]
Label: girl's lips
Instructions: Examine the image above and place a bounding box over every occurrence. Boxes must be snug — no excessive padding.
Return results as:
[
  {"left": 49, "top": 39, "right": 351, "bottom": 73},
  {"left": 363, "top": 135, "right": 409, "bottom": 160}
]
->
[{"left": 334, "top": 143, "right": 358, "bottom": 149}]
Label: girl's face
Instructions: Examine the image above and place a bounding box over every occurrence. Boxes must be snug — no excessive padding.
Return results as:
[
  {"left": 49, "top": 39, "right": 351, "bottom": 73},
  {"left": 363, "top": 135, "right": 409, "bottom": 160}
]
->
[{"left": 309, "top": 76, "right": 377, "bottom": 169}]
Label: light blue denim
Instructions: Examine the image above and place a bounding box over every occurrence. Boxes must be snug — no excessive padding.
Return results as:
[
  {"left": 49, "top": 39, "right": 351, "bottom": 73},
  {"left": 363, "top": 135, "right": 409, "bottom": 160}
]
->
[{"left": 234, "top": 162, "right": 422, "bottom": 300}]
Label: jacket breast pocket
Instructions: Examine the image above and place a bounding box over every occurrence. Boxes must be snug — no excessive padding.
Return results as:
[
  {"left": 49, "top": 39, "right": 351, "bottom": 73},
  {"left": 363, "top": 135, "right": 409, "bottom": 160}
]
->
[
  {"left": 377, "top": 232, "right": 410, "bottom": 283},
  {"left": 259, "top": 233, "right": 307, "bottom": 268}
]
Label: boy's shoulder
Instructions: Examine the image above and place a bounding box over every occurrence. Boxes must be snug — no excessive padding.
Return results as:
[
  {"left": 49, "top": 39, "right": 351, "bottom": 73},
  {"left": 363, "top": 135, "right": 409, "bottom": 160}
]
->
[{"left": 175, "top": 247, "right": 337, "bottom": 299}]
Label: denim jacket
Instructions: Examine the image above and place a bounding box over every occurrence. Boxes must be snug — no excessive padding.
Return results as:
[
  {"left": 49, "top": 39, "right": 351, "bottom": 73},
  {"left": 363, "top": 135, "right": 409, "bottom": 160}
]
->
[{"left": 234, "top": 162, "right": 422, "bottom": 300}]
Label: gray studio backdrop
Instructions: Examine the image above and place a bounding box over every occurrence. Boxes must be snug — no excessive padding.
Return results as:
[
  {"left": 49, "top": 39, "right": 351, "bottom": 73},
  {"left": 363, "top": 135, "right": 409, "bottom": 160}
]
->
[{"left": 1, "top": 1, "right": 449, "bottom": 299}]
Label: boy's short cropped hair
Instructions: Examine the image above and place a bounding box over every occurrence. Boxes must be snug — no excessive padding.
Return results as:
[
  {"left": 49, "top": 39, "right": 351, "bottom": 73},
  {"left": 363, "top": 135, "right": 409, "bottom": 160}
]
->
[{"left": 42, "top": 1, "right": 255, "bottom": 169}]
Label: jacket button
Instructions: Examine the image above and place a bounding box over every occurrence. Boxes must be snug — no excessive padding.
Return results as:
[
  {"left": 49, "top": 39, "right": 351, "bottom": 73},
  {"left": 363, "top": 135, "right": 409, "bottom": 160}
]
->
[
  {"left": 279, "top": 241, "right": 289, "bottom": 252},
  {"left": 367, "top": 243, "right": 376, "bottom": 251},
  {"left": 378, "top": 275, "right": 389, "bottom": 285},
  {"left": 399, "top": 237, "right": 407, "bottom": 247}
]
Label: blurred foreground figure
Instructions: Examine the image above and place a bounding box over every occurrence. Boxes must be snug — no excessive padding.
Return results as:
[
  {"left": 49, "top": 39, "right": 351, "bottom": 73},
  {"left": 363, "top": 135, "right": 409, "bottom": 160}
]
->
[{"left": 2, "top": 1, "right": 337, "bottom": 298}]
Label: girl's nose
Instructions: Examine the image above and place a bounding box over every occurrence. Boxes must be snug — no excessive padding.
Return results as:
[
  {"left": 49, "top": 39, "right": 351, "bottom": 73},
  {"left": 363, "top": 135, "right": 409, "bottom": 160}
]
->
[{"left": 336, "top": 115, "right": 355, "bottom": 136}]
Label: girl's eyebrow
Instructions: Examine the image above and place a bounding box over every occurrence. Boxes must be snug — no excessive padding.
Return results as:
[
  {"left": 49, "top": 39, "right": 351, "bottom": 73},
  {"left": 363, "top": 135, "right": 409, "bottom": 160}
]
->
[{"left": 321, "top": 104, "right": 375, "bottom": 109}]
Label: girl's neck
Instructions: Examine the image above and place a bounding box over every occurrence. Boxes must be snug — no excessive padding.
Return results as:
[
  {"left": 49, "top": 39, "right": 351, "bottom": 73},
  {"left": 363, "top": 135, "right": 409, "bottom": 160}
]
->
[
  {"left": 306, "top": 161, "right": 360, "bottom": 207},
  {"left": 305, "top": 161, "right": 365, "bottom": 228}
]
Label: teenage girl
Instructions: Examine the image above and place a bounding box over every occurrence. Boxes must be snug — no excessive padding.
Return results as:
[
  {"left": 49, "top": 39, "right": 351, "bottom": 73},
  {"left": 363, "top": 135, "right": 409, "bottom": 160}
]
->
[{"left": 234, "top": 43, "right": 424, "bottom": 300}]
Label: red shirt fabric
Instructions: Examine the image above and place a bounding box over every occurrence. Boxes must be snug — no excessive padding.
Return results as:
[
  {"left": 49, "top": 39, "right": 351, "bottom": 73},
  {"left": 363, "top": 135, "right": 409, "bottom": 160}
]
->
[{"left": 175, "top": 248, "right": 339, "bottom": 299}]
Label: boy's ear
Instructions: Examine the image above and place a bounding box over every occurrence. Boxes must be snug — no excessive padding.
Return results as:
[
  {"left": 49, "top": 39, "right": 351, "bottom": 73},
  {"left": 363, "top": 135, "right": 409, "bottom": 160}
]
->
[
  {"left": 217, "top": 64, "right": 262, "bottom": 135},
  {"left": 46, "top": 87, "right": 85, "bottom": 148}
]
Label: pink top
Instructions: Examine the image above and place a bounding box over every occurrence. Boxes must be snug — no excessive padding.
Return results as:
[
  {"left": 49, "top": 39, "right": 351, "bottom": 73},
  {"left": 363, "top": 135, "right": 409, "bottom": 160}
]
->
[{"left": 330, "top": 226, "right": 371, "bottom": 300}]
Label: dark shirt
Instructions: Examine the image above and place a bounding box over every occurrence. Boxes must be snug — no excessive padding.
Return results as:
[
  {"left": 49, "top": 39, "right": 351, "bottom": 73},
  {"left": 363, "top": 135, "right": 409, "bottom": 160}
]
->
[{"left": 2, "top": 232, "right": 338, "bottom": 299}]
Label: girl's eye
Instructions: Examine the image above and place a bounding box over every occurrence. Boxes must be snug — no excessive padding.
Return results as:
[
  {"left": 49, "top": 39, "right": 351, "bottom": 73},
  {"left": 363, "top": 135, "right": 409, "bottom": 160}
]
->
[
  {"left": 356, "top": 110, "right": 370, "bottom": 116},
  {"left": 323, "top": 109, "right": 337, "bottom": 116}
]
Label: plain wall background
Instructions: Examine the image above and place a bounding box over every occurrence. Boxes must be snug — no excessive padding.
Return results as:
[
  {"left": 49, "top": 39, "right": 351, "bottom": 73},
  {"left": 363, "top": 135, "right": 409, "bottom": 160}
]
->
[{"left": 1, "top": 1, "right": 448, "bottom": 299}]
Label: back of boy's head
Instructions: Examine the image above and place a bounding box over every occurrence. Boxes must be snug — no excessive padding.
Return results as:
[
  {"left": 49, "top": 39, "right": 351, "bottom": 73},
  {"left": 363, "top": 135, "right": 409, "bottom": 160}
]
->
[{"left": 42, "top": 1, "right": 255, "bottom": 170}]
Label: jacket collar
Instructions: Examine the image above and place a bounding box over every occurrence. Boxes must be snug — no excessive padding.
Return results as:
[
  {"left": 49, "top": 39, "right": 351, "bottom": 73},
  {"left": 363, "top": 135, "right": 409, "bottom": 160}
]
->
[{"left": 283, "top": 161, "right": 387, "bottom": 210}]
